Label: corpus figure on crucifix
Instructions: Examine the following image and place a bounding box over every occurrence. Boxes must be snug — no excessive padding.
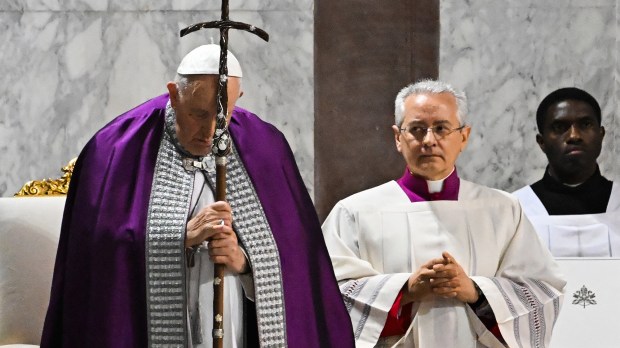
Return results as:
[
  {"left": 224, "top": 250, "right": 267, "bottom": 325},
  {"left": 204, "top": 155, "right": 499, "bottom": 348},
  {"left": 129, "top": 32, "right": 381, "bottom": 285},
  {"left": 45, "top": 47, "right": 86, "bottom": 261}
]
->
[{"left": 40, "top": 5, "right": 355, "bottom": 348}]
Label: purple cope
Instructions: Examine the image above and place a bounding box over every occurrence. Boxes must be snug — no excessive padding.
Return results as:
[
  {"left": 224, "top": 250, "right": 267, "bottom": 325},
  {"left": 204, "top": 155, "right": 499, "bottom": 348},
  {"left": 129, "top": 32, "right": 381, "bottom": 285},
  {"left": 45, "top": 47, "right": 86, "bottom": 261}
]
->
[{"left": 41, "top": 94, "right": 355, "bottom": 348}]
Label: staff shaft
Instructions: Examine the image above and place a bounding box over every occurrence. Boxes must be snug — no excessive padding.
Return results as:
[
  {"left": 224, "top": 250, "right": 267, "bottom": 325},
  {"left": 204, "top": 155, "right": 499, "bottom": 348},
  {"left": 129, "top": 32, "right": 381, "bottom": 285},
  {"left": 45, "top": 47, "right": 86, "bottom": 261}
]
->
[
  {"left": 178, "top": 0, "right": 269, "bottom": 345},
  {"left": 213, "top": 157, "right": 227, "bottom": 348},
  {"left": 213, "top": 3, "right": 229, "bottom": 346}
]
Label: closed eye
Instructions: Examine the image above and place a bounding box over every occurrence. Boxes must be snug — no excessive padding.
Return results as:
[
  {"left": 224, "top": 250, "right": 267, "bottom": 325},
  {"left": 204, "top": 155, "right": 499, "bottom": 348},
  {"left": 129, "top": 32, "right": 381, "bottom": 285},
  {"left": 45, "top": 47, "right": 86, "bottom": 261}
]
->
[{"left": 191, "top": 110, "right": 212, "bottom": 120}]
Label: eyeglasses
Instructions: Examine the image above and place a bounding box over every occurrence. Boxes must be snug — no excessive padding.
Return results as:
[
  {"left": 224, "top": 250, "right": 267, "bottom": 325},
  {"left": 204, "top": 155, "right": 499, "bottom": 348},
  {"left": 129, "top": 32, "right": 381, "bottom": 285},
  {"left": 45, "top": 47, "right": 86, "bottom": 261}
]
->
[{"left": 400, "top": 124, "right": 466, "bottom": 140}]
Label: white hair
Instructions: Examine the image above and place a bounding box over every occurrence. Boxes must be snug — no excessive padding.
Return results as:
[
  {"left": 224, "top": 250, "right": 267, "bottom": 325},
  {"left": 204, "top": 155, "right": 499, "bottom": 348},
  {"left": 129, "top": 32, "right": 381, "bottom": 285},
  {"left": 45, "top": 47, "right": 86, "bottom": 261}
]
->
[
  {"left": 174, "top": 73, "right": 243, "bottom": 97},
  {"left": 394, "top": 79, "right": 468, "bottom": 126},
  {"left": 175, "top": 74, "right": 192, "bottom": 94}
]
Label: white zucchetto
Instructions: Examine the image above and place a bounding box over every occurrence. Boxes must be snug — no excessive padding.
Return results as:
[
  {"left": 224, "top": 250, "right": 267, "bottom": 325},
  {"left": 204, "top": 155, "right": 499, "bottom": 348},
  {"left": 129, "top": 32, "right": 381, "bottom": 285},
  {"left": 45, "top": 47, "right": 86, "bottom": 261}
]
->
[{"left": 177, "top": 44, "right": 242, "bottom": 77}]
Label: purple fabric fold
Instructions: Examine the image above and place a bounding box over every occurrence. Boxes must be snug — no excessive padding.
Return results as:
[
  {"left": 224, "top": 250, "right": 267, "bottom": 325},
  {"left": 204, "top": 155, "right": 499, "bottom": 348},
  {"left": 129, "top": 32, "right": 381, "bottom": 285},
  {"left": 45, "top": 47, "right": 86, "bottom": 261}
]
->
[
  {"left": 230, "top": 108, "right": 354, "bottom": 347},
  {"left": 41, "top": 94, "right": 354, "bottom": 347}
]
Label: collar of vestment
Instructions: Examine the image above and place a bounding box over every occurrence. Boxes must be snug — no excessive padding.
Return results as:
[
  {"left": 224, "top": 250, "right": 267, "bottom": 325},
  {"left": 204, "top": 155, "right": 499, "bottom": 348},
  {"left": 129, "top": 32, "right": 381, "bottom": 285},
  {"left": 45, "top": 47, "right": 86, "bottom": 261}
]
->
[
  {"left": 540, "top": 165, "right": 609, "bottom": 193},
  {"left": 530, "top": 165, "right": 613, "bottom": 215},
  {"left": 396, "top": 167, "right": 460, "bottom": 202}
]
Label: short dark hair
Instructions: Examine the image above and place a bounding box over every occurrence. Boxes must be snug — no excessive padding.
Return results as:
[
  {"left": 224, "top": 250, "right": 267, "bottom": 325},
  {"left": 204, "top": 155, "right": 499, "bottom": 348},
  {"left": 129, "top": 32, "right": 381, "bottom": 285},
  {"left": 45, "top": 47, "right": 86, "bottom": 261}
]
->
[{"left": 536, "top": 87, "right": 601, "bottom": 133}]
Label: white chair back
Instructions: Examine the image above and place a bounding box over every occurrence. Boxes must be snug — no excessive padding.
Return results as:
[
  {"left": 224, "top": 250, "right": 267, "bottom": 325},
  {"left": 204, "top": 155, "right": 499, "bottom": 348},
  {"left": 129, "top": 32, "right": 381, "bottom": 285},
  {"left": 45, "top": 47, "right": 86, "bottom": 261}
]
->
[{"left": 0, "top": 197, "right": 65, "bottom": 346}]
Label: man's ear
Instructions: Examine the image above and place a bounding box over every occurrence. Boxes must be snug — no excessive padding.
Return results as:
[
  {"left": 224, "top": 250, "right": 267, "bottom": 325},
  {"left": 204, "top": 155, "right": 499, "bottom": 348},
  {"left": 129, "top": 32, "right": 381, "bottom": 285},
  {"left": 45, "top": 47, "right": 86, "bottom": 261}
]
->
[
  {"left": 459, "top": 126, "right": 471, "bottom": 152},
  {"left": 167, "top": 82, "right": 179, "bottom": 108},
  {"left": 536, "top": 133, "right": 546, "bottom": 153},
  {"left": 392, "top": 125, "right": 403, "bottom": 153}
]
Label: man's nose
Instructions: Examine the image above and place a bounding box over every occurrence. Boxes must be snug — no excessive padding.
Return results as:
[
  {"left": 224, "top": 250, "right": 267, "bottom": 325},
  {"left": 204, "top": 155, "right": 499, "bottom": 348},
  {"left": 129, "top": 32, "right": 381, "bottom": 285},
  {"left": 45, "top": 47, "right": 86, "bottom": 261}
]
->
[
  {"left": 197, "top": 119, "right": 217, "bottom": 137},
  {"left": 422, "top": 128, "right": 438, "bottom": 145},
  {"left": 203, "top": 115, "right": 218, "bottom": 130},
  {"left": 567, "top": 124, "right": 583, "bottom": 142}
]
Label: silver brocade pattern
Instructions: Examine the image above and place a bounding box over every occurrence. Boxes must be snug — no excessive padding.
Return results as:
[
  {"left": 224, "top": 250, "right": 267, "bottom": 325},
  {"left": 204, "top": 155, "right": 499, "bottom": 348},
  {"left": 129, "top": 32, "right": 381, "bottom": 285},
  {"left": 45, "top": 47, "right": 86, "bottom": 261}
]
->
[
  {"left": 145, "top": 103, "right": 287, "bottom": 347},
  {"left": 146, "top": 126, "right": 193, "bottom": 348},
  {"left": 204, "top": 145, "right": 288, "bottom": 348}
]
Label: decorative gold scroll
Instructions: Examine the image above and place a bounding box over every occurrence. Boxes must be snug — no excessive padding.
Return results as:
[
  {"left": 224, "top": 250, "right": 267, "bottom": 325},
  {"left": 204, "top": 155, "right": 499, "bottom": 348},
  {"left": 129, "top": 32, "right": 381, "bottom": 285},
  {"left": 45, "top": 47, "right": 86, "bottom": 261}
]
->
[{"left": 15, "top": 158, "right": 77, "bottom": 197}]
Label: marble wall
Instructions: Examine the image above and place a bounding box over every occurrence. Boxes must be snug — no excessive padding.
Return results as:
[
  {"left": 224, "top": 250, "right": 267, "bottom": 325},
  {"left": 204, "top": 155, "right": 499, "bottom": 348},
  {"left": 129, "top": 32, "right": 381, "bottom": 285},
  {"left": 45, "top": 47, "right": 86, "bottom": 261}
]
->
[
  {"left": 2, "top": 0, "right": 618, "bottom": 197},
  {"left": 440, "top": 0, "right": 620, "bottom": 191},
  {"left": 0, "top": 0, "right": 313, "bottom": 197}
]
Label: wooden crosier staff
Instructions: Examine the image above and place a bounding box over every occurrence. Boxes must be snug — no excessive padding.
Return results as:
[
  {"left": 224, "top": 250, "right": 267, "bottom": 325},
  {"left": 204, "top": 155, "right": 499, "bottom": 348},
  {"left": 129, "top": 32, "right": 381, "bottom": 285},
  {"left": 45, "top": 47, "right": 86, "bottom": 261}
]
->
[{"left": 179, "top": 2, "right": 268, "bottom": 347}]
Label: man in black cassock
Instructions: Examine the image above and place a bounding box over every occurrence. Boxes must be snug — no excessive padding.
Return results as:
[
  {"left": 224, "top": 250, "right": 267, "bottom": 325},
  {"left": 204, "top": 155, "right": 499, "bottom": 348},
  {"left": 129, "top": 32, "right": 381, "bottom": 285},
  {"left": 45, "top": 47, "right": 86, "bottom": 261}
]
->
[{"left": 513, "top": 87, "right": 619, "bottom": 257}]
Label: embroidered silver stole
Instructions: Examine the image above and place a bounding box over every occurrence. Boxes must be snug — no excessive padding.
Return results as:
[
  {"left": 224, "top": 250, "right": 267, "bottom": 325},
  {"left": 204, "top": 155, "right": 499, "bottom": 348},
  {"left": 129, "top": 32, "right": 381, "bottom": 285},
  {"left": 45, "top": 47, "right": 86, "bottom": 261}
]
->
[{"left": 145, "top": 107, "right": 288, "bottom": 347}]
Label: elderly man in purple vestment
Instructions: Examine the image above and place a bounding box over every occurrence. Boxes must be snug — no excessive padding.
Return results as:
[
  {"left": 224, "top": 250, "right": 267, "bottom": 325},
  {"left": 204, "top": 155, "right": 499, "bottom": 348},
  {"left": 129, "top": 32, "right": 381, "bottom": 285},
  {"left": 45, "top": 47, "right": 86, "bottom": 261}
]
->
[
  {"left": 322, "top": 80, "right": 566, "bottom": 347},
  {"left": 40, "top": 44, "right": 354, "bottom": 348}
]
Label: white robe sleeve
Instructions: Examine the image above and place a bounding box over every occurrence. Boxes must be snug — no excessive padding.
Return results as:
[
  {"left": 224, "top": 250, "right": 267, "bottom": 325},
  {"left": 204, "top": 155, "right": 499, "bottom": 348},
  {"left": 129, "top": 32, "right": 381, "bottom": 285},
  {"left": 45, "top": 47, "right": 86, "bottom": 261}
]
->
[
  {"left": 472, "top": 197, "right": 566, "bottom": 348},
  {"left": 322, "top": 203, "right": 410, "bottom": 348}
]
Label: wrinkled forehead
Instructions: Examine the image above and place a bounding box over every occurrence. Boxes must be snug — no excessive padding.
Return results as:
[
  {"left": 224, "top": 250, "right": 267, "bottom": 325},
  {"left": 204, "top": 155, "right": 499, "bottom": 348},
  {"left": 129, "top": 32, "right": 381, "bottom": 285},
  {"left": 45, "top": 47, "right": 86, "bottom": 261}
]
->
[
  {"left": 184, "top": 76, "right": 241, "bottom": 100},
  {"left": 186, "top": 75, "right": 217, "bottom": 97}
]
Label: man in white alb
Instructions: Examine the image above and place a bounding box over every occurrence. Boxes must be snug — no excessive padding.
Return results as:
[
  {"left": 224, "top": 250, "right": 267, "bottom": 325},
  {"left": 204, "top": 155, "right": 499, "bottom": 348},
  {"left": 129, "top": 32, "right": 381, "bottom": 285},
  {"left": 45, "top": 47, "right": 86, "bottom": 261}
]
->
[
  {"left": 322, "top": 80, "right": 566, "bottom": 347},
  {"left": 513, "top": 87, "right": 620, "bottom": 257}
]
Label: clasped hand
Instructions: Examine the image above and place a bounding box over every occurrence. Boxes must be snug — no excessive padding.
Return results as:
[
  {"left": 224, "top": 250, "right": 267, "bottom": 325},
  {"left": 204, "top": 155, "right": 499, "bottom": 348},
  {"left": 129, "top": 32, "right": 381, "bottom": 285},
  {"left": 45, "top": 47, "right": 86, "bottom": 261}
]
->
[
  {"left": 402, "top": 251, "right": 478, "bottom": 305},
  {"left": 185, "top": 201, "right": 248, "bottom": 274}
]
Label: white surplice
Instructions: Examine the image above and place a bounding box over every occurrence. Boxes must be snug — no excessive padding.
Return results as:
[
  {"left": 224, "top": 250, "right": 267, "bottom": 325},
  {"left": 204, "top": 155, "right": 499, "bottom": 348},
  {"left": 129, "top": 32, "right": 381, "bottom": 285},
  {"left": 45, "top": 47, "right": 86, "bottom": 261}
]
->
[
  {"left": 513, "top": 183, "right": 620, "bottom": 257},
  {"left": 186, "top": 169, "right": 255, "bottom": 348},
  {"left": 322, "top": 179, "right": 566, "bottom": 348}
]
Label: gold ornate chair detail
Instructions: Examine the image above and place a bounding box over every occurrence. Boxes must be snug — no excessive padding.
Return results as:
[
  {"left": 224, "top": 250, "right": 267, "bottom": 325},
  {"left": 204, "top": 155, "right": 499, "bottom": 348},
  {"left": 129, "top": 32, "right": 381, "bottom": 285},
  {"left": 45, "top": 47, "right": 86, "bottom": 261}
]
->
[
  {"left": 0, "top": 159, "right": 75, "bottom": 347},
  {"left": 14, "top": 158, "right": 76, "bottom": 197}
]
